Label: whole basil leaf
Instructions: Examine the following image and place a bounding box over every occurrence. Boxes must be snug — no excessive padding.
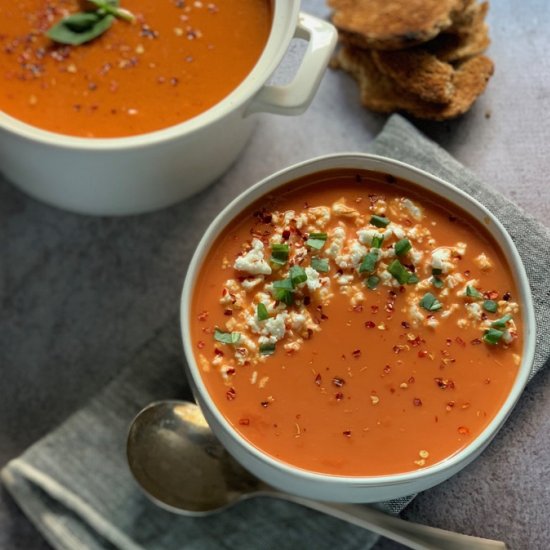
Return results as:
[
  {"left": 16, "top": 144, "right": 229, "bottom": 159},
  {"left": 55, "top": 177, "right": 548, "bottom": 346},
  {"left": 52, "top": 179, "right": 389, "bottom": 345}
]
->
[{"left": 47, "top": 13, "right": 115, "bottom": 45}]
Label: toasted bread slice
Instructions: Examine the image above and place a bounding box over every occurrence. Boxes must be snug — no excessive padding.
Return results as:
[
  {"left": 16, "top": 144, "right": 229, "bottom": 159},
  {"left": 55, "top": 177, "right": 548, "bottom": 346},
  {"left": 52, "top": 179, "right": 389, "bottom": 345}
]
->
[
  {"left": 329, "top": 0, "right": 469, "bottom": 50},
  {"left": 371, "top": 49, "right": 455, "bottom": 104},
  {"left": 334, "top": 45, "right": 494, "bottom": 120}
]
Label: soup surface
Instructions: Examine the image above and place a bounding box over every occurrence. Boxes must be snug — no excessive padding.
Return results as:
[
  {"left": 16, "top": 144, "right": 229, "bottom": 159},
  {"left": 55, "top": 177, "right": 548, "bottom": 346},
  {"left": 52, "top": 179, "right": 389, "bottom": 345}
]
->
[
  {"left": 191, "top": 170, "right": 522, "bottom": 476},
  {"left": 0, "top": 0, "right": 271, "bottom": 137}
]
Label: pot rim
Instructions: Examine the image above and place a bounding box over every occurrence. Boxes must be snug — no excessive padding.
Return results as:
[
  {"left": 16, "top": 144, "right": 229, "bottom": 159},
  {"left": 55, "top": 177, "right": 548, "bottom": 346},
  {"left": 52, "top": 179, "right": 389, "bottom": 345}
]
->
[
  {"left": 0, "top": 0, "right": 300, "bottom": 151},
  {"left": 180, "top": 153, "right": 536, "bottom": 488}
]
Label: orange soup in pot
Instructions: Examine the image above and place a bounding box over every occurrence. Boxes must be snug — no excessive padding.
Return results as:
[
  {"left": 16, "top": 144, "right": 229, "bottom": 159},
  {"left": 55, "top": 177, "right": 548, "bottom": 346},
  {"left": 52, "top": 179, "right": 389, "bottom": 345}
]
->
[
  {"left": 190, "top": 170, "right": 522, "bottom": 476},
  {"left": 0, "top": 0, "right": 271, "bottom": 138}
]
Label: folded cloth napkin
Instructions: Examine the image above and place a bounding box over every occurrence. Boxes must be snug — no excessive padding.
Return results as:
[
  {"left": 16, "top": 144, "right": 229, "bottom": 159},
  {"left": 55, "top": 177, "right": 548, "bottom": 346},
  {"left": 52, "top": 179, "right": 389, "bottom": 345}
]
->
[{"left": 2, "top": 114, "right": 549, "bottom": 550}]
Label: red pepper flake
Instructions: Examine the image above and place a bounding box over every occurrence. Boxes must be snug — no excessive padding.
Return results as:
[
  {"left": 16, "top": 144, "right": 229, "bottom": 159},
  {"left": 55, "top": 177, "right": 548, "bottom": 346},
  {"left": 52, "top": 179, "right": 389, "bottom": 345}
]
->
[
  {"left": 353, "top": 304, "right": 364, "bottom": 313},
  {"left": 224, "top": 309, "right": 233, "bottom": 316},
  {"left": 392, "top": 345, "right": 403, "bottom": 354},
  {"left": 408, "top": 376, "right": 415, "bottom": 384},
  {"left": 418, "top": 349, "right": 428, "bottom": 358},
  {"left": 226, "top": 387, "right": 236, "bottom": 401},
  {"left": 314, "top": 373, "right": 322, "bottom": 386},
  {"left": 457, "top": 426, "right": 470, "bottom": 435},
  {"left": 409, "top": 336, "right": 422, "bottom": 347},
  {"left": 335, "top": 392, "right": 344, "bottom": 401},
  {"left": 197, "top": 310, "right": 208, "bottom": 321},
  {"left": 371, "top": 305, "right": 379, "bottom": 314},
  {"left": 385, "top": 302, "right": 394, "bottom": 313},
  {"left": 352, "top": 349, "right": 361, "bottom": 359},
  {"left": 383, "top": 364, "right": 392, "bottom": 374},
  {"left": 321, "top": 313, "right": 329, "bottom": 321},
  {"left": 470, "top": 338, "right": 482, "bottom": 345},
  {"left": 413, "top": 398, "right": 422, "bottom": 406},
  {"left": 225, "top": 367, "right": 236, "bottom": 376},
  {"left": 282, "top": 229, "right": 291, "bottom": 240},
  {"left": 303, "top": 296, "right": 311, "bottom": 306},
  {"left": 502, "top": 291, "right": 511, "bottom": 301},
  {"left": 434, "top": 377, "right": 455, "bottom": 390},
  {"left": 401, "top": 321, "right": 411, "bottom": 329},
  {"left": 445, "top": 338, "right": 452, "bottom": 346},
  {"left": 197, "top": 341, "right": 205, "bottom": 349},
  {"left": 214, "top": 348, "right": 224, "bottom": 356},
  {"left": 365, "top": 321, "right": 376, "bottom": 329},
  {"left": 485, "top": 290, "right": 499, "bottom": 300},
  {"left": 261, "top": 401, "right": 269, "bottom": 408},
  {"left": 464, "top": 270, "right": 471, "bottom": 277},
  {"left": 239, "top": 418, "right": 250, "bottom": 426},
  {"left": 484, "top": 378, "right": 491, "bottom": 384},
  {"left": 342, "top": 430, "right": 352, "bottom": 437},
  {"left": 332, "top": 376, "right": 345, "bottom": 388},
  {"left": 455, "top": 337, "right": 466, "bottom": 347}
]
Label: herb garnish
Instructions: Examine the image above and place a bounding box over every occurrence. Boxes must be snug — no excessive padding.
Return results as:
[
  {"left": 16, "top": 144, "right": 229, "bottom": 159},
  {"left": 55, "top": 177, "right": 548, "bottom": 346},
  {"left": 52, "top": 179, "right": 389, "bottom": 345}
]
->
[
  {"left": 257, "top": 303, "right": 269, "bottom": 321},
  {"left": 419, "top": 292, "right": 442, "bottom": 312},
  {"left": 371, "top": 235, "right": 384, "bottom": 248},
  {"left": 271, "top": 243, "right": 289, "bottom": 265},
  {"left": 305, "top": 233, "right": 327, "bottom": 250},
  {"left": 366, "top": 275, "right": 380, "bottom": 290},
  {"left": 47, "top": 0, "right": 135, "bottom": 46},
  {"left": 388, "top": 260, "right": 415, "bottom": 284},
  {"left": 432, "top": 267, "right": 443, "bottom": 276},
  {"left": 394, "top": 239, "right": 412, "bottom": 256},
  {"left": 259, "top": 342, "right": 276, "bottom": 355},
  {"left": 370, "top": 215, "right": 390, "bottom": 228},
  {"left": 432, "top": 277, "right": 444, "bottom": 289},
  {"left": 289, "top": 265, "right": 307, "bottom": 286},
  {"left": 359, "top": 251, "right": 379, "bottom": 273},
  {"left": 483, "top": 300, "right": 498, "bottom": 313},
  {"left": 272, "top": 278, "right": 294, "bottom": 306},
  {"left": 214, "top": 328, "right": 241, "bottom": 345},
  {"left": 483, "top": 328, "right": 503, "bottom": 345},
  {"left": 311, "top": 257, "right": 329, "bottom": 273},
  {"left": 466, "top": 285, "right": 483, "bottom": 299},
  {"left": 491, "top": 314, "right": 512, "bottom": 328}
]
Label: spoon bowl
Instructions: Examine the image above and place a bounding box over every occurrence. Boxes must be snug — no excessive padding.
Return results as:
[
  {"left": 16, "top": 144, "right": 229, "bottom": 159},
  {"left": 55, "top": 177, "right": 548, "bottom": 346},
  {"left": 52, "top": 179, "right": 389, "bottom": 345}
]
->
[{"left": 127, "top": 400, "right": 507, "bottom": 550}]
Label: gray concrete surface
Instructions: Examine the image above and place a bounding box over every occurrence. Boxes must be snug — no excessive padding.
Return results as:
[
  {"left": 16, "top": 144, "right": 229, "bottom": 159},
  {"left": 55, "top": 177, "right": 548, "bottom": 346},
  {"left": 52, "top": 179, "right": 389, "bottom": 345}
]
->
[{"left": 0, "top": 0, "right": 549, "bottom": 548}]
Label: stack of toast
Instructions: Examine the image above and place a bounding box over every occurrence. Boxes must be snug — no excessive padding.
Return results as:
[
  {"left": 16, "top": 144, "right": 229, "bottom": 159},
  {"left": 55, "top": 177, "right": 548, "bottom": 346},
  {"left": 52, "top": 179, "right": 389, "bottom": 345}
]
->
[{"left": 330, "top": 0, "right": 494, "bottom": 120}]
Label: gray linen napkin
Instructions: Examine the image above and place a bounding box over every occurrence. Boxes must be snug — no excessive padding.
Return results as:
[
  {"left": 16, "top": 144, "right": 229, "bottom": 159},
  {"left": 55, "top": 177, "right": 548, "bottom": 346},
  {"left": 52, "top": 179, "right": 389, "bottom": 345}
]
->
[{"left": 2, "top": 114, "right": 549, "bottom": 550}]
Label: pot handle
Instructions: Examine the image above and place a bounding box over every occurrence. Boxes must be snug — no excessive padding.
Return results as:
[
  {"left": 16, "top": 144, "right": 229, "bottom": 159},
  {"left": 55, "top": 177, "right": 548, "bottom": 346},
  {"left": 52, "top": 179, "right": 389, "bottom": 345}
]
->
[{"left": 246, "top": 12, "right": 337, "bottom": 116}]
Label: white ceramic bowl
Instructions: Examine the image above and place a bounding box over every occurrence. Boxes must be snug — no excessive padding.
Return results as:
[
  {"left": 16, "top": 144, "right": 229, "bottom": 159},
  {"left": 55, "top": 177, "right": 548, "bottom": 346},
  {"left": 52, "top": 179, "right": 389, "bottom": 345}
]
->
[
  {"left": 0, "top": 4, "right": 336, "bottom": 216},
  {"left": 181, "top": 154, "right": 536, "bottom": 503}
]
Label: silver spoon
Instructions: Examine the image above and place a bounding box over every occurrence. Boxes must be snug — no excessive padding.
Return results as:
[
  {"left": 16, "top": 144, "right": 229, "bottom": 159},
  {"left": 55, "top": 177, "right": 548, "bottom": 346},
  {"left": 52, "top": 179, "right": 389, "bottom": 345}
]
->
[{"left": 127, "top": 400, "right": 506, "bottom": 550}]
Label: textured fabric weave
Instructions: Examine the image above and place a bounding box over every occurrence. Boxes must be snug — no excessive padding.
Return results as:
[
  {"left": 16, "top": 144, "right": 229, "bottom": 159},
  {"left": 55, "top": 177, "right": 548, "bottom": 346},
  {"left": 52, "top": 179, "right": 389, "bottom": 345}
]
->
[{"left": 2, "top": 115, "right": 548, "bottom": 550}]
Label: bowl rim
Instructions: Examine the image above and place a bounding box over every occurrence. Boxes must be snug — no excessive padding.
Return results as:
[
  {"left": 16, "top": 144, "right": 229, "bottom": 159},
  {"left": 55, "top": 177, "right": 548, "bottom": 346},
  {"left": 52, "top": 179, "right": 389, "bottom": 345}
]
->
[
  {"left": 180, "top": 152, "right": 536, "bottom": 487},
  {"left": 0, "top": 0, "right": 299, "bottom": 150}
]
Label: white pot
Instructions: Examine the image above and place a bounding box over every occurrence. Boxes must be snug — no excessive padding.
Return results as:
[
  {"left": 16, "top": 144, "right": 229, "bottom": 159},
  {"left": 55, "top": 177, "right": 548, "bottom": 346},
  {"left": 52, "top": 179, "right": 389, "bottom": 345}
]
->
[
  {"left": 0, "top": 4, "right": 337, "bottom": 216},
  {"left": 180, "top": 154, "right": 536, "bottom": 503}
]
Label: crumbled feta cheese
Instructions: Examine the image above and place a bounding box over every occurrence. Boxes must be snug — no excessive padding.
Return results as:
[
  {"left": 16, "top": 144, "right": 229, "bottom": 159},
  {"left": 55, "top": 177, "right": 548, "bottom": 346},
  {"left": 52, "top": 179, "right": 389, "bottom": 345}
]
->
[
  {"left": 402, "top": 198, "right": 423, "bottom": 220},
  {"left": 409, "top": 303, "right": 425, "bottom": 325},
  {"left": 455, "top": 242, "right": 467, "bottom": 256},
  {"left": 474, "top": 253, "right": 492, "bottom": 271},
  {"left": 410, "top": 248, "right": 423, "bottom": 265},
  {"left": 290, "top": 312, "right": 307, "bottom": 331},
  {"left": 441, "top": 304, "right": 459, "bottom": 319},
  {"left": 263, "top": 312, "right": 287, "bottom": 341},
  {"left": 308, "top": 206, "right": 331, "bottom": 228},
  {"left": 357, "top": 227, "right": 392, "bottom": 246},
  {"left": 234, "top": 239, "right": 272, "bottom": 275},
  {"left": 326, "top": 226, "right": 346, "bottom": 258},
  {"left": 337, "top": 274, "right": 354, "bottom": 286},
  {"left": 431, "top": 247, "right": 453, "bottom": 274},
  {"left": 332, "top": 201, "right": 359, "bottom": 218},
  {"left": 465, "top": 302, "right": 483, "bottom": 320},
  {"left": 392, "top": 224, "right": 406, "bottom": 240},
  {"left": 305, "top": 267, "right": 321, "bottom": 291},
  {"left": 446, "top": 273, "right": 464, "bottom": 289},
  {"left": 283, "top": 210, "right": 296, "bottom": 225},
  {"left": 241, "top": 276, "right": 264, "bottom": 291}
]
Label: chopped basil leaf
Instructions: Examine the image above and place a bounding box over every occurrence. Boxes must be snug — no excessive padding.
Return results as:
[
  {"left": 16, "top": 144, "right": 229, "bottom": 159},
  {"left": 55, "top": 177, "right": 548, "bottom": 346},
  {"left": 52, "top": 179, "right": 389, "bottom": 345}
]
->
[
  {"left": 483, "top": 328, "right": 503, "bottom": 345},
  {"left": 407, "top": 274, "right": 419, "bottom": 284},
  {"left": 432, "top": 277, "right": 444, "bottom": 289},
  {"left": 359, "top": 251, "right": 379, "bottom": 273},
  {"left": 371, "top": 235, "right": 384, "bottom": 248},
  {"left": 394, "top": 239, "right": 412, "bottom": 256},
  {"left": 491, "top": 314, "right": 512, "bottom": 328},
  {"left": 259, "top": 342, "right": 276, "bottom": 355},
  {"left": 466, "top": 285, "right": 483, "bottom": 299},
  {"left": 305, "top": 232, "right": 327, "bottom": 250},
  {"left": 270, "top": 243, "right": 289, "bottom": 265},
  {"left": 214, "top": 328, "right": 241, "bottom": 345},
  {"left": 370, "top": 215, "right": 390, "bottom": 228},
  {"left": 289, "top": 265, "right": 307, "bottom": 286},
  {"left": 257, "top": 303, "right": 269, "bottom": 321},
  {"left": 311, "top": 257, "right": 329, "bottom": 273},
  {"left": 483, "top": 300, "right": 498, "bottom": 313},
  {"left": 431, "top": 267, "right": 443, "bottom": 276},
  {"left": 419, "top": 292, "right": 442, "bottom": 312},
  {"left": 272, "top": 278, "right": 294, "bottom": 305},
  {"left": 388, "top": 260, "right": 413, "bottom": 284},
  {"left": 366, "top": 275, "right": 380, "bottom": 290}
]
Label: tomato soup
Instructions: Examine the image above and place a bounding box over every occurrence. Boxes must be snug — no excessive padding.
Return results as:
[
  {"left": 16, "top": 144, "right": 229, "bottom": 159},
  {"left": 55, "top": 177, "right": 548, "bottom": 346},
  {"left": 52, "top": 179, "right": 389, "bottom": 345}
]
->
[
  {"left": 190, "top": 170, "right": 522, "bottom": 476},
  {"left": 0, "top": 0, "right": 271, "bottom": 137}
]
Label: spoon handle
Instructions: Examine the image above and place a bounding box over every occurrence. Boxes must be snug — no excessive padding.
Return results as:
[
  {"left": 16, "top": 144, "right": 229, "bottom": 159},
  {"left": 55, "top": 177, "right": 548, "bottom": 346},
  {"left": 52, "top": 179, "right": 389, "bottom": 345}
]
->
[{"left": 266, "top": 492, "right": 506, "bottom": 550}]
